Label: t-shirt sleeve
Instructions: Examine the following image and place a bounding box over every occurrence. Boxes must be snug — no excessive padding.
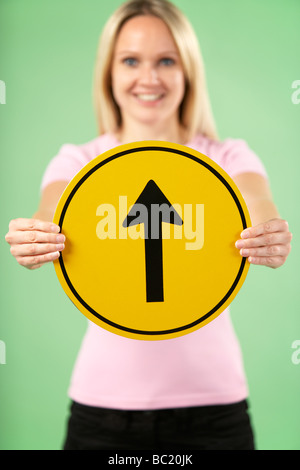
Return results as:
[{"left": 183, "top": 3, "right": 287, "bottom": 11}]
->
[
  {"left": 40, "top": 143, "right": 88, "bottom": 191},
  {"left": 219, "top": 138, "right": 268, "bottom": 179}
]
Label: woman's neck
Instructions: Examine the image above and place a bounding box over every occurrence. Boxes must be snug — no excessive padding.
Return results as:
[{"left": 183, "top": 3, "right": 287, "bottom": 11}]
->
[{"left": 114, "top": 120, "right": 188, "bottom": 146}]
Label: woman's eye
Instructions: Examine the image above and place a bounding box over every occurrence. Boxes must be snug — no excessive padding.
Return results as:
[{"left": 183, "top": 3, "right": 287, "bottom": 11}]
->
[
  {"left": 159, "top": 58, "right": 175, "bottom": 66},
  {"left": 123, "top": 58, "right": 138, "bottom": 66}
]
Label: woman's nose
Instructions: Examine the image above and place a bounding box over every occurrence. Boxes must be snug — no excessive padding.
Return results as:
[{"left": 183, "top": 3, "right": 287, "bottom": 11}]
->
[{"left": 139, "top": 64, "right": 159, "bottom": 84}]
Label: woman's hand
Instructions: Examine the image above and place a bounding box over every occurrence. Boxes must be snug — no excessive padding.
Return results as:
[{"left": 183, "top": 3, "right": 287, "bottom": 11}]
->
[
  {"left": 5, "top": 218, "right": 65, "bottom": 270},
  {"left": 235, "top": 218, "right": 292, "bottom": 268}
]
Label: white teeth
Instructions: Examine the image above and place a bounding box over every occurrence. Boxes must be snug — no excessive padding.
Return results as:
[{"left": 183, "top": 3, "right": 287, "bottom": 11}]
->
[{"left": 137, "top": 94, "right": 161, "bottom": 101}]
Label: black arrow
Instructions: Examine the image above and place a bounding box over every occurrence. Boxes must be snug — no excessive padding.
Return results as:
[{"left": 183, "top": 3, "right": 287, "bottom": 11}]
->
[{"left": 122, "top": 180, "right": 183, "bottom": 303}]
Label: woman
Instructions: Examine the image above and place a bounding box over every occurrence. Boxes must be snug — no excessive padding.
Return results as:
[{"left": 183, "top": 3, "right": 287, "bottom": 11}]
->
[{"left": 5, "top": 0, "right": 292, "bottom": 450}]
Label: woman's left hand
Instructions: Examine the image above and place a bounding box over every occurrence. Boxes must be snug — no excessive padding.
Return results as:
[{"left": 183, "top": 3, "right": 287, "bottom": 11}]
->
[{"left": 235, "top": 218, "right": 292, "bottom": 268}]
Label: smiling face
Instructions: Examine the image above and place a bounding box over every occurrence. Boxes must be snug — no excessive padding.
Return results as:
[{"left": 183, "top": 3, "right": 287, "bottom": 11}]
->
[{"left": 111, "top": 15, "right": 186, "bottom": 138}]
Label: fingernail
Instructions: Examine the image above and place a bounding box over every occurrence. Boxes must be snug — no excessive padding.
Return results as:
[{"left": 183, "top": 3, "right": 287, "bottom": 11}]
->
[
  {"left": 56, "top": 234, "right": 65, "bottom": 243},
  {"left": 241, "top": 230, "right": 250, "bottom": 238},
  {"left": 52, "top": 225, "right": 60, "bottom": 233},
  {"left": 235, "top": 240, "right": 244, "bottom": 249},
  {"left": 241, "top": 249, "right": 249, "bottom": 256},
  {"left": 56, "top": 243, "right": 65, "bottom": 251}
]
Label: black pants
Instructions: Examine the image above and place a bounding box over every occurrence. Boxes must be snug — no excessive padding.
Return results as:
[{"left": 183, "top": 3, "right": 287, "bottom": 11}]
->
[{"left": 63, "top": 399, "right": 255, "bottom": 450}]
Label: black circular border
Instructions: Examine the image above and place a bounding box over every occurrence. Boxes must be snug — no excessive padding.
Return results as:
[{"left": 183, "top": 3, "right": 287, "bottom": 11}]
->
[{"left": 58, "top": 146, "right": 247, "bottom": 336}]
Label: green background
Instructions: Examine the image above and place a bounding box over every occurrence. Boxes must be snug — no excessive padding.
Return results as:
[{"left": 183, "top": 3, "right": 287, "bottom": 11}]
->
[{"left": 0, "top": 0, "right": 299, "bottom": 450}]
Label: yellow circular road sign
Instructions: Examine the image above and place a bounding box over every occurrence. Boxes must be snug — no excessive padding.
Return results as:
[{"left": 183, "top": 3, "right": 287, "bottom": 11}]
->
[{"left": 53, "top": 141, "right": 251, "bottom": 340}]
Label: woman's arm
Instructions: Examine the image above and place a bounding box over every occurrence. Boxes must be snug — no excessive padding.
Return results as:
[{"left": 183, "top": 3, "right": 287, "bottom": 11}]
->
[
  {"left": 33, "top": 180, "right": 69, "bottom": 222},
  {"left": 5, "top": 181, "right": 69, "bottom": 270},
  {"left": 233, "top": 172, "right": 292, "bottom": 268}
]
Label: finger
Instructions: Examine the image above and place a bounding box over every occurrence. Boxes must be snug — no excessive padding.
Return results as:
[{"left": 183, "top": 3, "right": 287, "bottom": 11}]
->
[
  {"left": 10, "top": 242, "right": 65, "bottom": 258},
  {"left": 16, "top": 250, "right": 61, "bottom": 269},
  {"left": 240, "top": 218, "right": 289, "bottom": 240},
  {"left": 6, "top": 230, "right": 65, "bottom": 245},
  {"left": 28, "top": 263, "right": 44, "bottom": 270},
  {"left": 248, "top": 255, "right": 286, "bottom": 268},
  {"left": 239, "top": 243, "right": 290, "bottom": 258},
  {"left": 236, "top": 231, "right": 292, "bottom": 249},
  {"left": 8, "top": 218, "right": 60, "bottom": 234}
]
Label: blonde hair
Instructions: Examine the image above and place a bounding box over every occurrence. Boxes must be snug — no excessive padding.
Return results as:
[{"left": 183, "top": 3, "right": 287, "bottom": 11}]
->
[{"left": 93, "top": 0, "right": 218, "bottom": 141}]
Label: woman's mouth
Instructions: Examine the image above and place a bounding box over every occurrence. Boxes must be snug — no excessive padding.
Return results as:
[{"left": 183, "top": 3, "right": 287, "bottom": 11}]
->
[
  {"left": 134, "top": 93, "right": 164, "bottom": 103},
  {"left": 136, "top": 93, "right": 162, "bottom": 101}
]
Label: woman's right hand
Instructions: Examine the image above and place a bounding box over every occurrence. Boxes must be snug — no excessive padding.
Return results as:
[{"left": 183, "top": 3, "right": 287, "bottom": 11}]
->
[{"left": 5, "top": 218, "right": 65, "bottom": 270}]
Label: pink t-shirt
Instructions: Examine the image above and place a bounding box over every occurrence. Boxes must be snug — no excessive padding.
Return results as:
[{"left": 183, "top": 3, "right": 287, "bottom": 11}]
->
[{"left": 41, "top": 133, "right": 267, "bottom": 410}]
